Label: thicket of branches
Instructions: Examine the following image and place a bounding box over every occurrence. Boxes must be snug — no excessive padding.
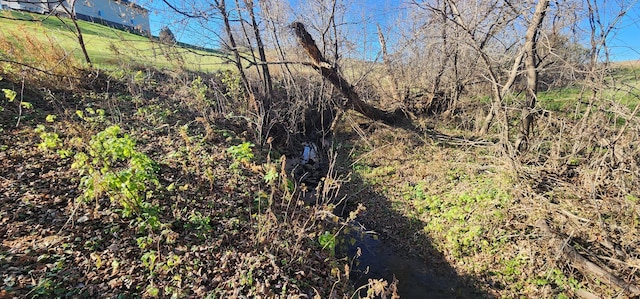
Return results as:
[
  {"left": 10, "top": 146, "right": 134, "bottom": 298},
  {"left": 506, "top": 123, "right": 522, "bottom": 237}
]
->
[
  {"left": 142, "top": 3, "right": 640, "bottom": 294},
  {"left": 4, "top": 0, "right": 638, "bottom": 192},
  {"left": 142, "top": 0, "right": 637, "bottom": 159}
]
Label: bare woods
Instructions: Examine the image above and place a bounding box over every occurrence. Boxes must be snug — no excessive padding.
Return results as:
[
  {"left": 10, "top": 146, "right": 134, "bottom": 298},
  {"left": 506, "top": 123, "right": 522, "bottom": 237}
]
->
[{"left": 159, "top": 0, "right": 640, "bottom": 296}]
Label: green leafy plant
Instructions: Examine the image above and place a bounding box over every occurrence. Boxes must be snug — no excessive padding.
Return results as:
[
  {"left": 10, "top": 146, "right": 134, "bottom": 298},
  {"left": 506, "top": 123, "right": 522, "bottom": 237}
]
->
[
  {"left": 191, "top": 76, "right": 208, "bottom": 102},
  {"left": 185, "top": 211, "right": 212, "bottom": 239},
  {"left": 2, "top": 88, "right": 17, "bottom": 104},
  {"left": 141, "top": 250, "right": 158, "bottom": 275},
  {"left": 35, "top": 124, "right": 62, "bottom": 151},
  {"left": 220, "top": 70, "right": 242, "bottom": 100},
  {"left": 31, "top": 278, "right": 64, "bottom": 298},
  {"left": 227, "top": 141, "right": 254, "bottom": 169},
  {"left": 2, "top": 87, "right": 32, "bottom": 126},
  {"left": 263, "top": 165, "right": 278, "bottom": 185},
  {"left": 34, "top": 123, "right": 72, "bottom": 158},
  {"left": 136, "top": 236, "right": 154, "bottom": 249},
  {"left": 75, "top": 107, "right": 106, "bottom": 128},
  {"left": 318, "top": 231, "right": 337, "bottom": 256},
  {"left": 72, "top": 125, "right": 159, "bottom": 218},
  {"left": 146, "top": 285, "right": 160, "bottom": 297}
]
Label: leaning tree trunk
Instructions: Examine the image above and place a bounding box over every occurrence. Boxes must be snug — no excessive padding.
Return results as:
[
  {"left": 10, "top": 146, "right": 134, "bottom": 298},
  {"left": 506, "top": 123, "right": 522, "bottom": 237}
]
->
[
  {"left": 58, "top": 0, "right": 91, "bottom": 66},
  {"left": 291, "top": 22, "right": 404, "bottom": 126}
]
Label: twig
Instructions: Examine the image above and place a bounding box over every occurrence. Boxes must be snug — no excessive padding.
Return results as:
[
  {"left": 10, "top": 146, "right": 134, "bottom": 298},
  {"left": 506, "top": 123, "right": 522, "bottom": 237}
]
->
[
  {"left": 558, "top": 208, "right": 592, "bottom": 223},
  {"left": 598, "top": 255, "right": 639, "bottom": 269},
  {"left": 15, "top": 78, "right": 24, "bottom": 127},
  {"left": 245, "top": 60, "right": 317, "bottom": 68}
]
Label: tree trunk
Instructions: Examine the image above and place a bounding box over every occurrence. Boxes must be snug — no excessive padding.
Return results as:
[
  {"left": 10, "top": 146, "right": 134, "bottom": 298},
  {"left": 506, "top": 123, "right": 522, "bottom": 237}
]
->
[
  {"left": 244, "top": 0, "right": 273, "bottom": 107},
  {"left": 515, "top": 0, "right": 550, "bottom": 152},
  {"left": 58, "top": 0, "right": 91, "bottom": 66},
  {"left": 291, "top": 22, "right": 404, "bottom": 125},
  {"left": 215, "top": 0, "right": 256, "bottom": 112},
  {"left": 376, "top": 24, "right": 402, "bottom": 103}
]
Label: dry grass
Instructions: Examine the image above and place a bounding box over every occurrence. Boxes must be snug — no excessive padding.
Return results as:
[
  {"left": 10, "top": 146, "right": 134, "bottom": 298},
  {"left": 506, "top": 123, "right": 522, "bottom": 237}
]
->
[{"left": 0, "top": 26, "right": 83, "bottom": 88}]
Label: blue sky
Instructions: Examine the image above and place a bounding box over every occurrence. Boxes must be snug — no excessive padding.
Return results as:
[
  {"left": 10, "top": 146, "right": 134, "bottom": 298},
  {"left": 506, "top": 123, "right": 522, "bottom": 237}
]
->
[
  {"left": 603, "top": 2, "right": 640, "bottom": 61},
  {"left": 144, "top": 0, "right": 640, "bottom": 61}
]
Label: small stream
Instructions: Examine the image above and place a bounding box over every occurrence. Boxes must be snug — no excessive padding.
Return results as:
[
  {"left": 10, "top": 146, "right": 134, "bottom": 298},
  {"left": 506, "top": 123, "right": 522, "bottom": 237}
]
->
[
  {"left": 286, "top": 140, "right": 474, "bottom": 298},
  {"left": 339, "top": 222, "right": 469, "bottom": 298}
]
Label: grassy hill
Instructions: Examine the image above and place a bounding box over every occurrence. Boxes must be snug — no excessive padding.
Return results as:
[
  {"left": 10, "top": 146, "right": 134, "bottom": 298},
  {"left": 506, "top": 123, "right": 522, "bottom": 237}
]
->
[{"left": 0, "top": 10, "right": 229, "bottom": 71}]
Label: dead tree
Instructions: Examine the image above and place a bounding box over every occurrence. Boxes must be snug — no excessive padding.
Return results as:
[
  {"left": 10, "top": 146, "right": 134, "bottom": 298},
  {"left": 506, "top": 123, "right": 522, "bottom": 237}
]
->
[{"left": 290, "top": 22, "right": 404, "bottom": 126}]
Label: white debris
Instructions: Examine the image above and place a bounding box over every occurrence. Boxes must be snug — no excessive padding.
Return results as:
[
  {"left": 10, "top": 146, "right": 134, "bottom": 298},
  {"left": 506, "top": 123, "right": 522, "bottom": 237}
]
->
[{"left": 301, "top": 142, "right": 318, "bottom": 165}]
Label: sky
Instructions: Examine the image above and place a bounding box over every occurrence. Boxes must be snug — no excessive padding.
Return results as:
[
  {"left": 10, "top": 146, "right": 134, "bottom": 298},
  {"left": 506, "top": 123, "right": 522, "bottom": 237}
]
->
[
  {"left": 603, "top": 2, "right": 640, "bottom": 61},
  {"left": 143, "top": 0, "right": 640, "bottom": 62}
]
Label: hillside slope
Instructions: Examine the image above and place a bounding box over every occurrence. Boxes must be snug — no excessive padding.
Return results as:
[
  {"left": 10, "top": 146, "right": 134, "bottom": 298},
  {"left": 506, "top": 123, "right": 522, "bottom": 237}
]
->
[{"left": 0, "top": 10, "right": 227, "bottom": 71}]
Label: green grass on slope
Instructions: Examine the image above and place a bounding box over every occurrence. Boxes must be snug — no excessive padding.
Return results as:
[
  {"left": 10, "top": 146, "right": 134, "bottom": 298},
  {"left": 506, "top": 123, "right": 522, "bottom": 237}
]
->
[
  {"left": 534, "top": 64, "right": 640, "bottom": 114},
  {"left": 0, "top": 10, "right": 230, "bottom": 71}
]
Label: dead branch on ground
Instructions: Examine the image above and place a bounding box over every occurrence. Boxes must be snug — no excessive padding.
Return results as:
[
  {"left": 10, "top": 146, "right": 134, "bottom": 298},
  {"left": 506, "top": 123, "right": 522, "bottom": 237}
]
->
[{"left": 537, "top": 219, "right": 640, "bottom": 297}]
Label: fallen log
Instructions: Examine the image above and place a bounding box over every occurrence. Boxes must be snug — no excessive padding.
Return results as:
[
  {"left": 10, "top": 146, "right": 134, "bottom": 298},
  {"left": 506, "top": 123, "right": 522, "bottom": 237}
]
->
[
  {"left": 537, "top": 219, "right": 640, "bottom": 296},
  {"left": 290, "top": 22, "right": 405, "bottom": 126}
]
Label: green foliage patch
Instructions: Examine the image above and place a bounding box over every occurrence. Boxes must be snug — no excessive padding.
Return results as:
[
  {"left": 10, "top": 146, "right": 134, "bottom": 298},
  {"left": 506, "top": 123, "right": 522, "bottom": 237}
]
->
[{"left": 72, "top": 125, "right": 159, "bottom": 218}]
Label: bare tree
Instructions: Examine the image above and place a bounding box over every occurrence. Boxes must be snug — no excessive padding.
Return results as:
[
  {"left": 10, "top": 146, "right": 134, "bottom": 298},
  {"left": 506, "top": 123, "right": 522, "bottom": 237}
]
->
[
  {"left": 57, "top": 0, "right": 92, "bottom": 65},
  {"left": 212, "top": 0, "right": 256, "bottom": 111},
  {"left": 377, "top": 24, "right": 403, "bottom": 103},
  {"left": 243, "top": 0, "right": 273, "bottom": 100},
  {"left": 515, "top": 0, "right": 550, "bottom": 152}
]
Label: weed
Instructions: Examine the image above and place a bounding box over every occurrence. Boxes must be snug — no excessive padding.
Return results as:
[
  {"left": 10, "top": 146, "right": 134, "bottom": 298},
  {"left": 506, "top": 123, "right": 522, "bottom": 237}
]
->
[
  {"left": 2, "top": 88, "right": 16, "bottom": 104},
  {"left": 184, "top": 211, "right": 213, "bottom": 240},
  {"left": 145, "top": 284, "right": 160, "bottom": 297},
  {"left": 240, "top": 268, "right": 254, "bottom": 287},
  {"left": 135, "top": 104, "right": 172, "bottom": 125},
  {"left": 220, "top": 70, "right": 243, "bottom": 100},
  {"left": 141, "top": 250, "right": 158, "bottom": 275},
  {"left": 72, "top": 125, "right": 159, "bottom": 218},
  {"left": 30, "top": 278, "right": 64, "bottom": 298},
  {"left": 161, "top": 254, "right": 181, "bottom": 273},
  {"left": 191, "top": 76, "right": 209, "bottom": 103},
  {"left": 136, "top": 236, "right": 154, "bottom": 249},
  {"left": 35, "top": 125, "right": 61, "bottom": 150},
  {"left": 227, "top": 141, "right": 254, "bottom": 169},
  {"left": 0, "top": 26, "right": 82, "bottom": 86},
  {"left": 34, "top": 123, "right": 73, "bottom": 158},
  {"left": 75, "top": 108, "right": 106, "bottom": 128},
  {"left": 318, "top": 231, "right": 337, "bottom": 256},
  {"left": 263, "top": 164, "right": 279, "bottom": 185}
]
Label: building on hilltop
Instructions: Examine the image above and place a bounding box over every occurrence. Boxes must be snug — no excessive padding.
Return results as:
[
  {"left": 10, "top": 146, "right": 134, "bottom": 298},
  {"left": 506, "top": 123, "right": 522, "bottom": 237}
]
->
[{"left": 0, "top": 0, "right": 150, "bottom": 35}]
